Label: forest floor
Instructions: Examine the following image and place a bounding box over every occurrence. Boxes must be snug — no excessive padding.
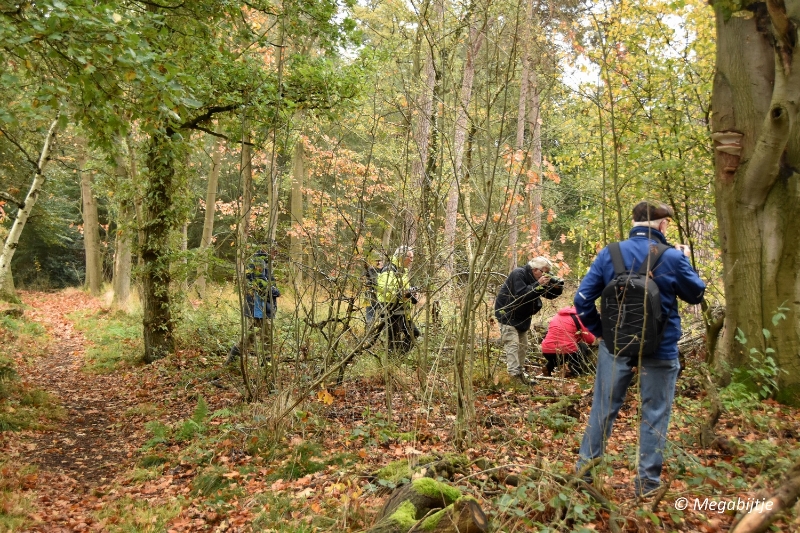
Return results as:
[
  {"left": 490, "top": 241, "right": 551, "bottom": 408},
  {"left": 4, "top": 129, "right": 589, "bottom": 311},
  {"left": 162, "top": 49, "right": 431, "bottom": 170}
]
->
[{"left": 1, "top": 290, "right": 799, "bottom": 532}]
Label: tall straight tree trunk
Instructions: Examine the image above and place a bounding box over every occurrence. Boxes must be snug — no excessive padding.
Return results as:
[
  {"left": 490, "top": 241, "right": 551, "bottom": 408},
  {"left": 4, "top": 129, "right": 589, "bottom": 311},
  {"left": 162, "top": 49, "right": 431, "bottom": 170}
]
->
[
  {"left": 407, "top": 0, "right": 440, "bottom": 247},
  {"left": 527, "top": 69, "right": 543, "bottom": 251},
  {"left": 290, "top": 130, "right": 305, "bottom": 284},
  {"left": 444, "top": 22, "right": 485, "bottom": 274},
  {"left": 78, "top": 138, "right": 103, "bottom": 296},
  {"left": 712, "top": 1, "right": 800, "bottom": 405},
  {"left": 508, "top": 0, "right": 533, "bottom": 272},
  {"left": 239, "top": 120, "right": 253, "bottom": 246},
  {"left": 111, "top": 137, "right": 134, "bottom": 310},
  {"left": 195, "top": 135, "right": 222, "bottom": 298},
  {"left": 0, "top": 117, "right": 59, "bottom": 301},
  {"left": 112, "top": 201, "right": 133, "bottom": 311},
  {"left": 180, "top": 222, "right": 188, "bottom": 293},
  {"left": 141, "top": 130, "right": 179, "bottom": 362},
  {"left": 128, "top": 133, "right": 146, "bottom": 269}
]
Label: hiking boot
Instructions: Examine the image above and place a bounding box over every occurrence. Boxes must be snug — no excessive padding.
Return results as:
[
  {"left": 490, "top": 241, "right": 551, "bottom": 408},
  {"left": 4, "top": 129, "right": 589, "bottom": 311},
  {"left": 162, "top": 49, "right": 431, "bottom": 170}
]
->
[
  {"left": 512, "top": 372, "right": 536, "bottom": 387},
  {"left": 224, "top": 345, "right": 241, "bottom": 365},
  {"left": 634, "top": 479, "right": 661, "bottom": 499}
]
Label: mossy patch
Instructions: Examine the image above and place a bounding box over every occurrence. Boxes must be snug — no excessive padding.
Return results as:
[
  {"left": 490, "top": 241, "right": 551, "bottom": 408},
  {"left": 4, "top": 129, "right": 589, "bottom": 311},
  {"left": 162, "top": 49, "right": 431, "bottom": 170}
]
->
[
  {"left": 411, "top": 477, "right": 461, "bottom": 503},
  {"left": 375, "top": 455, "right": 438, "bottom": 484},
  {"left": 389, "top": 500, "right": 418, "bottom": 529},
  {"left": 776, "top": 383, "right": 800, "bottom": 407}
]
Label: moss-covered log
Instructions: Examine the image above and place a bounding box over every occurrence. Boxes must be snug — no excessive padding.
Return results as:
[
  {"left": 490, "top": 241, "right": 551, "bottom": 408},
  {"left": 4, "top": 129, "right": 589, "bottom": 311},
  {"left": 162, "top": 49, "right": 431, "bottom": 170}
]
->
[
  {"left": 378, "top": 478, "right": 461, "bottom": 521},
  {"left": 409, "top": 497, "right": 488, "bottom": 533},
  {"left": 368, "top": 478, "right": 488, "bottom": 533}
]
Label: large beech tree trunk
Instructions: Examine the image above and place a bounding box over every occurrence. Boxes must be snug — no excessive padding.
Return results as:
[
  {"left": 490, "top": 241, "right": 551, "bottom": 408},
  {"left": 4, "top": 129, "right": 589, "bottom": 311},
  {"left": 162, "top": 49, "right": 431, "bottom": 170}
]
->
[
  {"left": 711, "top": 0, "right": 800, "bottom": 404},
  {"left": 141, "top": 130, "right": 179, "bottom": 362},
  {"left": 0, "top": 117, "right": 59, "bottom": 301}
]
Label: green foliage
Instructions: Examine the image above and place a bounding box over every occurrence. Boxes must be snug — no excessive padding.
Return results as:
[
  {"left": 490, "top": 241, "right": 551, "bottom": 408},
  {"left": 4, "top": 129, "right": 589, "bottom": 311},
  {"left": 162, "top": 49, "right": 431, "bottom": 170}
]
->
[
  {"left": 250, "top": 492, "right": 318, "bottom": 531},
  {"left": 143, "top": 396, "right": 209, "bottom": 450},
  {"left": 273, "top": 442, "right": 327, "bottom": 480},
  {"left": 731, "top": 306, "right": 789, "bottom": 400},
  {"left": 92, "top": 495, "right": 182, "bottom": 533},
  {"left": 0, "top": 357, "right": 17, "bottom": 400},
  {"left": 174, "top": 293, "right": 239, "bottom": 356},
  {"left": 175, "top": 396, "right": 209, "bottom": 442},
  {"left": 143, "top": 421, "right": 171, "bottom": 450},
  {"left": 191, "top": 465, "right": 233, "bottom": 497},
  {"left": 69, "top": 309, "right": 142, "bottom": 372}
]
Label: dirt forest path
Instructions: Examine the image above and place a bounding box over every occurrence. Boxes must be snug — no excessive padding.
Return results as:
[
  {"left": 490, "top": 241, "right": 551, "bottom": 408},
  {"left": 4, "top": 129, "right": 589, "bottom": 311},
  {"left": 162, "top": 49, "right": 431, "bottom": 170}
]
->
[
  {"left": 21, "top": 292, "right": 135, "bottom": 486},
  {"left": 6, "top": 291, "right": 175, "bottom": 532}
]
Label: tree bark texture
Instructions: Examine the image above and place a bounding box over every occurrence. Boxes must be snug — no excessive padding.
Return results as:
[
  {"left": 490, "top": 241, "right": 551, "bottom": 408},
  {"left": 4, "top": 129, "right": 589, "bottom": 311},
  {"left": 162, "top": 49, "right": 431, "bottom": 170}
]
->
[
  {"left": 195, "top": 135, "right": 222, "bottom": 298},
  {"left": 508, "top": 0, "right": 535, "bottom": 272},
  {"left": 290, "top": 131, "right": 305, "bottom": 285},
  {"left": 731, "top": 459, "right": 800, "bottom": 533},
  {"left": 111, "top": 144, "right": 133, "bottom": 310},
  {"left": 141, "top": 131, "right": 178, "bottom": 362},
  {"left": 112, "top": 201, "right": 133, "bottom": 311},
  {"left": 526, "top": 68, "right": 543, "bottom": 251},
  {"left": 78, "top": 139, "right": 103, "bottom": 296},
  {"left": 0, "top": 118, "right": 59, "bottom": 301},
  {"left": 711, "top": 2, "right": 800, "bottom": 404},
  {"left": 444, "top": 21, "right": 485, "bottom": 274},
  {"left": 406, "top": 0, "right": 440, "bottom": 247},
  {"left": 239, "top": 122, "right": 253, "bottom": 245}
]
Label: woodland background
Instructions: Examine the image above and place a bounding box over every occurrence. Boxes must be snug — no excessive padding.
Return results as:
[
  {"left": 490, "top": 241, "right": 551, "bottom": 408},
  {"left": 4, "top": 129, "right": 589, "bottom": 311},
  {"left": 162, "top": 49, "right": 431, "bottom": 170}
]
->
[{"left": 2, "top": 0, "right": 800, "bottom": 531}]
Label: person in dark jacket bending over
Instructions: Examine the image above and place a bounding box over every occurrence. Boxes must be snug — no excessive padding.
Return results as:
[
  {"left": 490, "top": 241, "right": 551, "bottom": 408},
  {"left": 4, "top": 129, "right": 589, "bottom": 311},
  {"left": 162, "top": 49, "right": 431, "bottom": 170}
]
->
[
  {"left": 574, "top": 201, "right": 705, "bottom": 497},
  {"left": 495, "top": 256, "right": 563, "bottom": 385}
]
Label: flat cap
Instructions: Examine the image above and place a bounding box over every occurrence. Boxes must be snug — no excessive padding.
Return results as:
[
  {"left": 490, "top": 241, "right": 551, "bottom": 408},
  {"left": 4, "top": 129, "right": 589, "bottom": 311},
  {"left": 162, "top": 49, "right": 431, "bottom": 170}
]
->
[{"left": 632, "top": 201, "right": 674, "bottom": 222}]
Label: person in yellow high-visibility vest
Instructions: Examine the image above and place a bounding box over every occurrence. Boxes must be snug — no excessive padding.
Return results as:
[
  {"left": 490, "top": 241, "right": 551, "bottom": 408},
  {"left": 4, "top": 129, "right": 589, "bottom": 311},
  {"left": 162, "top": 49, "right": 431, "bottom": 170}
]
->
[{"left": 375, "top": 246, "right": 419, "bottom": 353}]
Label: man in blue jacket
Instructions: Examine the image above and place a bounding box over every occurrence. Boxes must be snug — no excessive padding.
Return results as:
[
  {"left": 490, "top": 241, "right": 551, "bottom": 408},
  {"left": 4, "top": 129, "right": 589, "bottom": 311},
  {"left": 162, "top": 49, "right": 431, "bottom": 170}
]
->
[
  {"left": 574, "top": 201, "right": 705, "bottom": 497},
  {"left": 227, "top": 244, "right": 281, "bottom": 365}
]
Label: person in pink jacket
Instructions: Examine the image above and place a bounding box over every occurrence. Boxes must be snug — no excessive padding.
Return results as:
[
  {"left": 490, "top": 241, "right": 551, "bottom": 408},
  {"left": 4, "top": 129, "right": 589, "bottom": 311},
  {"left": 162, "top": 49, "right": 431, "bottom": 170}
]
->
[{"left": 541, "top": 306, "right": 596, "bottom": 377}]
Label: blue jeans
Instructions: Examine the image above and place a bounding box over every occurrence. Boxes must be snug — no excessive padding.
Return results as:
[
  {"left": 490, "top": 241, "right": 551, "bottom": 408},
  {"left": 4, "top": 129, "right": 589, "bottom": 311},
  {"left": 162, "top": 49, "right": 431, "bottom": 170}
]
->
[{"left": 576, "top": 343, "right": 680, "bottom": 492}]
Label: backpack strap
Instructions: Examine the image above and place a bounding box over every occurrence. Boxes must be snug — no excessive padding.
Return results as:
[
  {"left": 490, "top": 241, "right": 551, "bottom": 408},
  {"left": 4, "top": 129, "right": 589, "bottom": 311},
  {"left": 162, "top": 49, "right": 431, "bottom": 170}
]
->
[
  {"left": 608, "top": 242, "right": 627, "bottom": 276},
  {"left": 637, "top": 243, "right": 670, "bottom": 275},
  {"left": 569, "top": 313, "right": 584, "bottom": 338}
]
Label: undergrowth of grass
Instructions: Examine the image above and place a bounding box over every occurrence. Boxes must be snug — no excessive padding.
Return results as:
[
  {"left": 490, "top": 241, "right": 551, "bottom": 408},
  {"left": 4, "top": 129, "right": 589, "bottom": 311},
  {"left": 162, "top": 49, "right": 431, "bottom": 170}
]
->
[{"left": 68, "top": 308, "right": 143, "bottom": 372}]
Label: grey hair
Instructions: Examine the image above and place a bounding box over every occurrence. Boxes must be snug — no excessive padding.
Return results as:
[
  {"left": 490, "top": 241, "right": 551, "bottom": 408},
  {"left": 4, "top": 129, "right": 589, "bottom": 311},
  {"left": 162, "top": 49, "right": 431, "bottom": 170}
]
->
[
  {"left": 528, "top": 256, "right": 553, "bottom": 271},
  {"left": 633, "top": 219, "right": 667, "bottom": 229},
  {"left": 393, "top": 245, "right": 413, "bottom": 261}
]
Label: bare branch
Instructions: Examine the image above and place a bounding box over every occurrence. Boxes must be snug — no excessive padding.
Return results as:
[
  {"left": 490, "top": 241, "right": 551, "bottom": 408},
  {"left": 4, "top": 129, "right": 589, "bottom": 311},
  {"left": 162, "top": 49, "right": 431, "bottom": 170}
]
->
[
  {"left": 179, "top": 104, "right": 240, "bottom": 130},
  {"left": 0, "top": 126, "right": 37, "bottom": 169},
  {"left": 188, "top": 125, "right": 256, "bottom": 146},
  {"left": 0, "top": 192, "right": 24, "bottom": 209}
]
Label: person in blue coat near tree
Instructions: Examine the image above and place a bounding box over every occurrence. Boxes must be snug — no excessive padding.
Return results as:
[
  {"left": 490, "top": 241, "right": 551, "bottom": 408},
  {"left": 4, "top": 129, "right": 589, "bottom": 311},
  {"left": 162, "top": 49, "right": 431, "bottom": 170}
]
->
[
  {"left": 227, "top": 243, "right": 281, "bottom": 364},
  {"left": 574, "top": 201, "right": 706, "bottom": 497}
]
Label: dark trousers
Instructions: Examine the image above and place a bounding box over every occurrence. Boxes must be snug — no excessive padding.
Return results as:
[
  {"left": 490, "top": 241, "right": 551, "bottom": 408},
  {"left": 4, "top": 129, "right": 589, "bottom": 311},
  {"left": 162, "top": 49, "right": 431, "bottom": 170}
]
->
[
  {"left": 543, "top": 350, "right": 589, "bottom": 376},
  {"left": 227, "top": 317, "right": 273, "bottom": 364},
  {"left": 364, "top": 304, "right": 420, "bottom": 354}
]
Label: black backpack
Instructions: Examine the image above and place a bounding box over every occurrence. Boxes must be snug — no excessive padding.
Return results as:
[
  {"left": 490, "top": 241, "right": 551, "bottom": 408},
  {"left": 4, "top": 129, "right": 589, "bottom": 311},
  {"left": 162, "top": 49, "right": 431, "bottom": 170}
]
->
[{"left": 601, "top": 242, "right": 669, "bottom": 360}]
